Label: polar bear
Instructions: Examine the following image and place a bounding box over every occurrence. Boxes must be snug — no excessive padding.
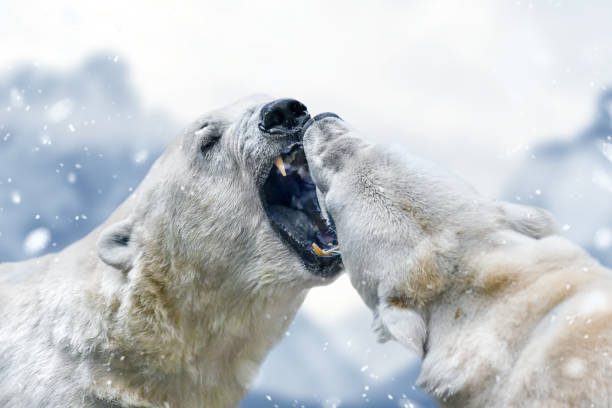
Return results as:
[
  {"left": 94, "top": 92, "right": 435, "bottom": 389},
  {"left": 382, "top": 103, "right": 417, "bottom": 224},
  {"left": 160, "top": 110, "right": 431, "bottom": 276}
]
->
[
  {"left": 0, "top": 96, "right": 342, "bottom": 408},
  {"left": 303, "top": 114, "right": 612, "bottom": 407}
]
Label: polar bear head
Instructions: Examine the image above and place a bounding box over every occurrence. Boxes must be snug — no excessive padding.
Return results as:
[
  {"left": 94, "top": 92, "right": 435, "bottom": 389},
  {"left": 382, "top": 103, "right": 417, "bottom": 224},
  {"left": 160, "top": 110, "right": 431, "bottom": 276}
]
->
[
  {"left": 96, "top": 96, "right": 342, "bottom": 296},
  {"left": 302, "top": 114, "right": 557, "bottom": 356}
]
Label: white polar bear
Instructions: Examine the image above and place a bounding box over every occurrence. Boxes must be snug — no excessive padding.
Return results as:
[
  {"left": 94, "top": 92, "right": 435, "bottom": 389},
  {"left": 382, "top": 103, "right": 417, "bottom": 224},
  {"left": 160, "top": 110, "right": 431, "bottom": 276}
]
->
[
  {"left": 303, "top": 114, "right": 612, "bottom": 407},
  {"left": 0, "top": 96, "right": 342, "bottom": 408}
]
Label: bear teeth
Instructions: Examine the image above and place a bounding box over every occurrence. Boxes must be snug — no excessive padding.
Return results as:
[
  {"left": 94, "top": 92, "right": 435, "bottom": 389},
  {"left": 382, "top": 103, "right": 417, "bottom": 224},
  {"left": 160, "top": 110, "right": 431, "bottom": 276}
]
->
[
  {"left": 312, "top": 242, "right": 339, "bottom": 256},
  {"left": 274, "top": 156, "right": 286, "bottom": 177}
]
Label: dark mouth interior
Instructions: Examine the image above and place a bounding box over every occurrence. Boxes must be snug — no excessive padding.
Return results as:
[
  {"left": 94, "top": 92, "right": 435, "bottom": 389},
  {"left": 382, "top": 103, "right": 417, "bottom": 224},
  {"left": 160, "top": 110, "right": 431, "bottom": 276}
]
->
[{"left": 262, "top": 143, "right": 341, "bottom": 276}]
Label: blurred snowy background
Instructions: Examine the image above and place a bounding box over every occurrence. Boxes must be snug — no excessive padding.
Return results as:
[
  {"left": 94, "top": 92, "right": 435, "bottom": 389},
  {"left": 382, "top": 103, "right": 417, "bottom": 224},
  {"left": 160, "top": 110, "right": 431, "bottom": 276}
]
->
[{"left": 2, "top": 1, "right": 612, "bottom": 407}]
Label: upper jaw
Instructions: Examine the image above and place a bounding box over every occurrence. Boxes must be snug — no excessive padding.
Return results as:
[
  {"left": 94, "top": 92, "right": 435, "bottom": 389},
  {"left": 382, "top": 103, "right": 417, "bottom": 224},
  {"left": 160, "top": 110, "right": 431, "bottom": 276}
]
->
[{"left": 258, "top": 111, "right": 344, "bottom": 279}]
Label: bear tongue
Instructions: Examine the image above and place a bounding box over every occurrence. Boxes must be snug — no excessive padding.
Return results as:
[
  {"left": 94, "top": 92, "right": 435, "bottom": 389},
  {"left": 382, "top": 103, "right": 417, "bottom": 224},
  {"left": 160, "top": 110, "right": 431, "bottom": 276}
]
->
[{"left": 266, "top": 205, "right": 315, "bottom": 247}]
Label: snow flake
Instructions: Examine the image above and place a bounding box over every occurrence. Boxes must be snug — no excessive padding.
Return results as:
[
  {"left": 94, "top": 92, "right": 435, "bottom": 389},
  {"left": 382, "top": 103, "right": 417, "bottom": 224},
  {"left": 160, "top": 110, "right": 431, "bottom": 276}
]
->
[
  {"left": 597, "top": 141, "right": 612, "bottom": 163},
  {"left": 577, "top": 291, "right": 610, "bottom": 315},
  {"left": 47, "top": 99, "right": 74, "bottom": 123},
  {"left": 594, "top": 228, "right": 612, "bottom": 250},
  {"left": 23, "top": 228, "right": 51, "bottom": 255},
  {"left": 10, "top": 191, "right": 21, "bottom": 204},
  {"left": 10, "top": 88, "right": 24, "bottom": 108},
  {"left": 563, "top": 357, "right": 586, "bottom": 379},
  {"left": 133, "top": 149, "right": 149, "bottom": 164},
  {"left": 591, "top": 169, "right": 612, "bottom": 193}
]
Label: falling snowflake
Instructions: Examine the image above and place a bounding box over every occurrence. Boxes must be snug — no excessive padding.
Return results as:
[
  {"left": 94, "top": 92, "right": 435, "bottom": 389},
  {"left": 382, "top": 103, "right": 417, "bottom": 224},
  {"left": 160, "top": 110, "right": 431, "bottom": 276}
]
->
[
  {"left": 23, "top": 228, "right": 51, "bottom": 255},
  {"left": 10, "top": 191, "right": 21, "bottom": 204},
  {"left": 47, "top": 98, "right": 74, "bottom": 123},
  {"left": 594, "top": 228, "right": 612, "bottom": 250}
]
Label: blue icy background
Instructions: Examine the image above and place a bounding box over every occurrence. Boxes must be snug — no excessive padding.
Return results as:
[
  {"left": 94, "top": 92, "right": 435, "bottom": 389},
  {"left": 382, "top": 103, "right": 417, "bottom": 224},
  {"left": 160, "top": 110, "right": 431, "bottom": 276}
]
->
[{"left": 2, "top": 55, "right": 612, "bottom": 408}]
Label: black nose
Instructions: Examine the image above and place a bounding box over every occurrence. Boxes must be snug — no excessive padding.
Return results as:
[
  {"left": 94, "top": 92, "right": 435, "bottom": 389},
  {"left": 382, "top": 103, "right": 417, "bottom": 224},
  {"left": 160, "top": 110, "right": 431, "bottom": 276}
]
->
[{"left": 259, "top": 98, "right": 310, "bottom": 135}]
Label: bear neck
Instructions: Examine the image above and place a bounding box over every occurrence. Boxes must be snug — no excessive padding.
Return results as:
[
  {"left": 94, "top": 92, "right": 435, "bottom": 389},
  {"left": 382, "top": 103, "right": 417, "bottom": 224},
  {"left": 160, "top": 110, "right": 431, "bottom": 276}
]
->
[
  {"left": 415, "top": 232, "right": 596, "bottom": 406},
  {"left": 91, "top": 250, "right": 307, "bottom": 407}
]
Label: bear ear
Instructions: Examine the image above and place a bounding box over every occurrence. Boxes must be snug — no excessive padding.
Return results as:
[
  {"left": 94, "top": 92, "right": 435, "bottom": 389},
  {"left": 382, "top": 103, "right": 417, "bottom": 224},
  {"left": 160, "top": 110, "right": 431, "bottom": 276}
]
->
[
  {"left": 500, "top": 202, "right": 558, "bottom": 239},
  {"left": 97, "top": 219, "right": 138, "bottom": 272},
  {"left": 377, "top": 301, "right": 427, "bottom": 358}
]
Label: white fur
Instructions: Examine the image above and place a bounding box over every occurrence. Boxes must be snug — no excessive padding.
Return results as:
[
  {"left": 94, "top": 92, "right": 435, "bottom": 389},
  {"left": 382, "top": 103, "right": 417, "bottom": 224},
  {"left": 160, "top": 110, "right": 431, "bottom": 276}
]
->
[
  {"left": 0, "top": 96, "right": 336, "bottom": 408},
  {"left": 304, "top": 117, "right": 612, "bottom": 407}
]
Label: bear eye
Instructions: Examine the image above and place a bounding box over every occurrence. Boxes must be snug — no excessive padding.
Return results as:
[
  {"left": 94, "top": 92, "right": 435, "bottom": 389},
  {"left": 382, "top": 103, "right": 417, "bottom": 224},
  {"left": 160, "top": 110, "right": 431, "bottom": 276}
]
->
[
  {"left": 200, "top": 136, "right": 220, "bottom": 154},
  {"left": 196, "top": 122, "right": 221, "bottom": 154}
]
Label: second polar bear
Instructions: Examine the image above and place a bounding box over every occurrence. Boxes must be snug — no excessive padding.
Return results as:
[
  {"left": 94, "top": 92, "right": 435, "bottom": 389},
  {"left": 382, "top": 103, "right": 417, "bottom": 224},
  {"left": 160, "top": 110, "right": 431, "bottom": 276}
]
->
[{"left": 303, "top": 114, "right": 612, "bottom": 407}]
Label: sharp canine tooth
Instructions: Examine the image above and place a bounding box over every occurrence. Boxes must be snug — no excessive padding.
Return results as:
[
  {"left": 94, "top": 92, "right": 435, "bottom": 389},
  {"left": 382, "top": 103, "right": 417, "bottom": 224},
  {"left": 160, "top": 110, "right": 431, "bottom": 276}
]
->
[
  {"left": 312, "top": 243, "right": 339, "bottom": 256},
  {"left": 274, "top": 156, "right": 286, "bottom": 176},
  {"left": 312, "top": 243, "right": 325, "bottom": 256}
]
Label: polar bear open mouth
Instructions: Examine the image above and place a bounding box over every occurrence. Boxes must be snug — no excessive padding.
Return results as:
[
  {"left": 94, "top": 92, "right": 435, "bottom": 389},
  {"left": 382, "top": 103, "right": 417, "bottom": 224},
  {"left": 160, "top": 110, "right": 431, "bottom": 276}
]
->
[{"left": 262, "top": 143, "right": 342, "bottom": 277}]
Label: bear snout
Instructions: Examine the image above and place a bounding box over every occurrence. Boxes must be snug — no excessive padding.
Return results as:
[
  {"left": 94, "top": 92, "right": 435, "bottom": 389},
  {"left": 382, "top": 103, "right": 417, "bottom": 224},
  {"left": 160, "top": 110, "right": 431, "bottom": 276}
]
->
[{"left": 258, "top": 98, "right": 310, "bottom": 135}]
